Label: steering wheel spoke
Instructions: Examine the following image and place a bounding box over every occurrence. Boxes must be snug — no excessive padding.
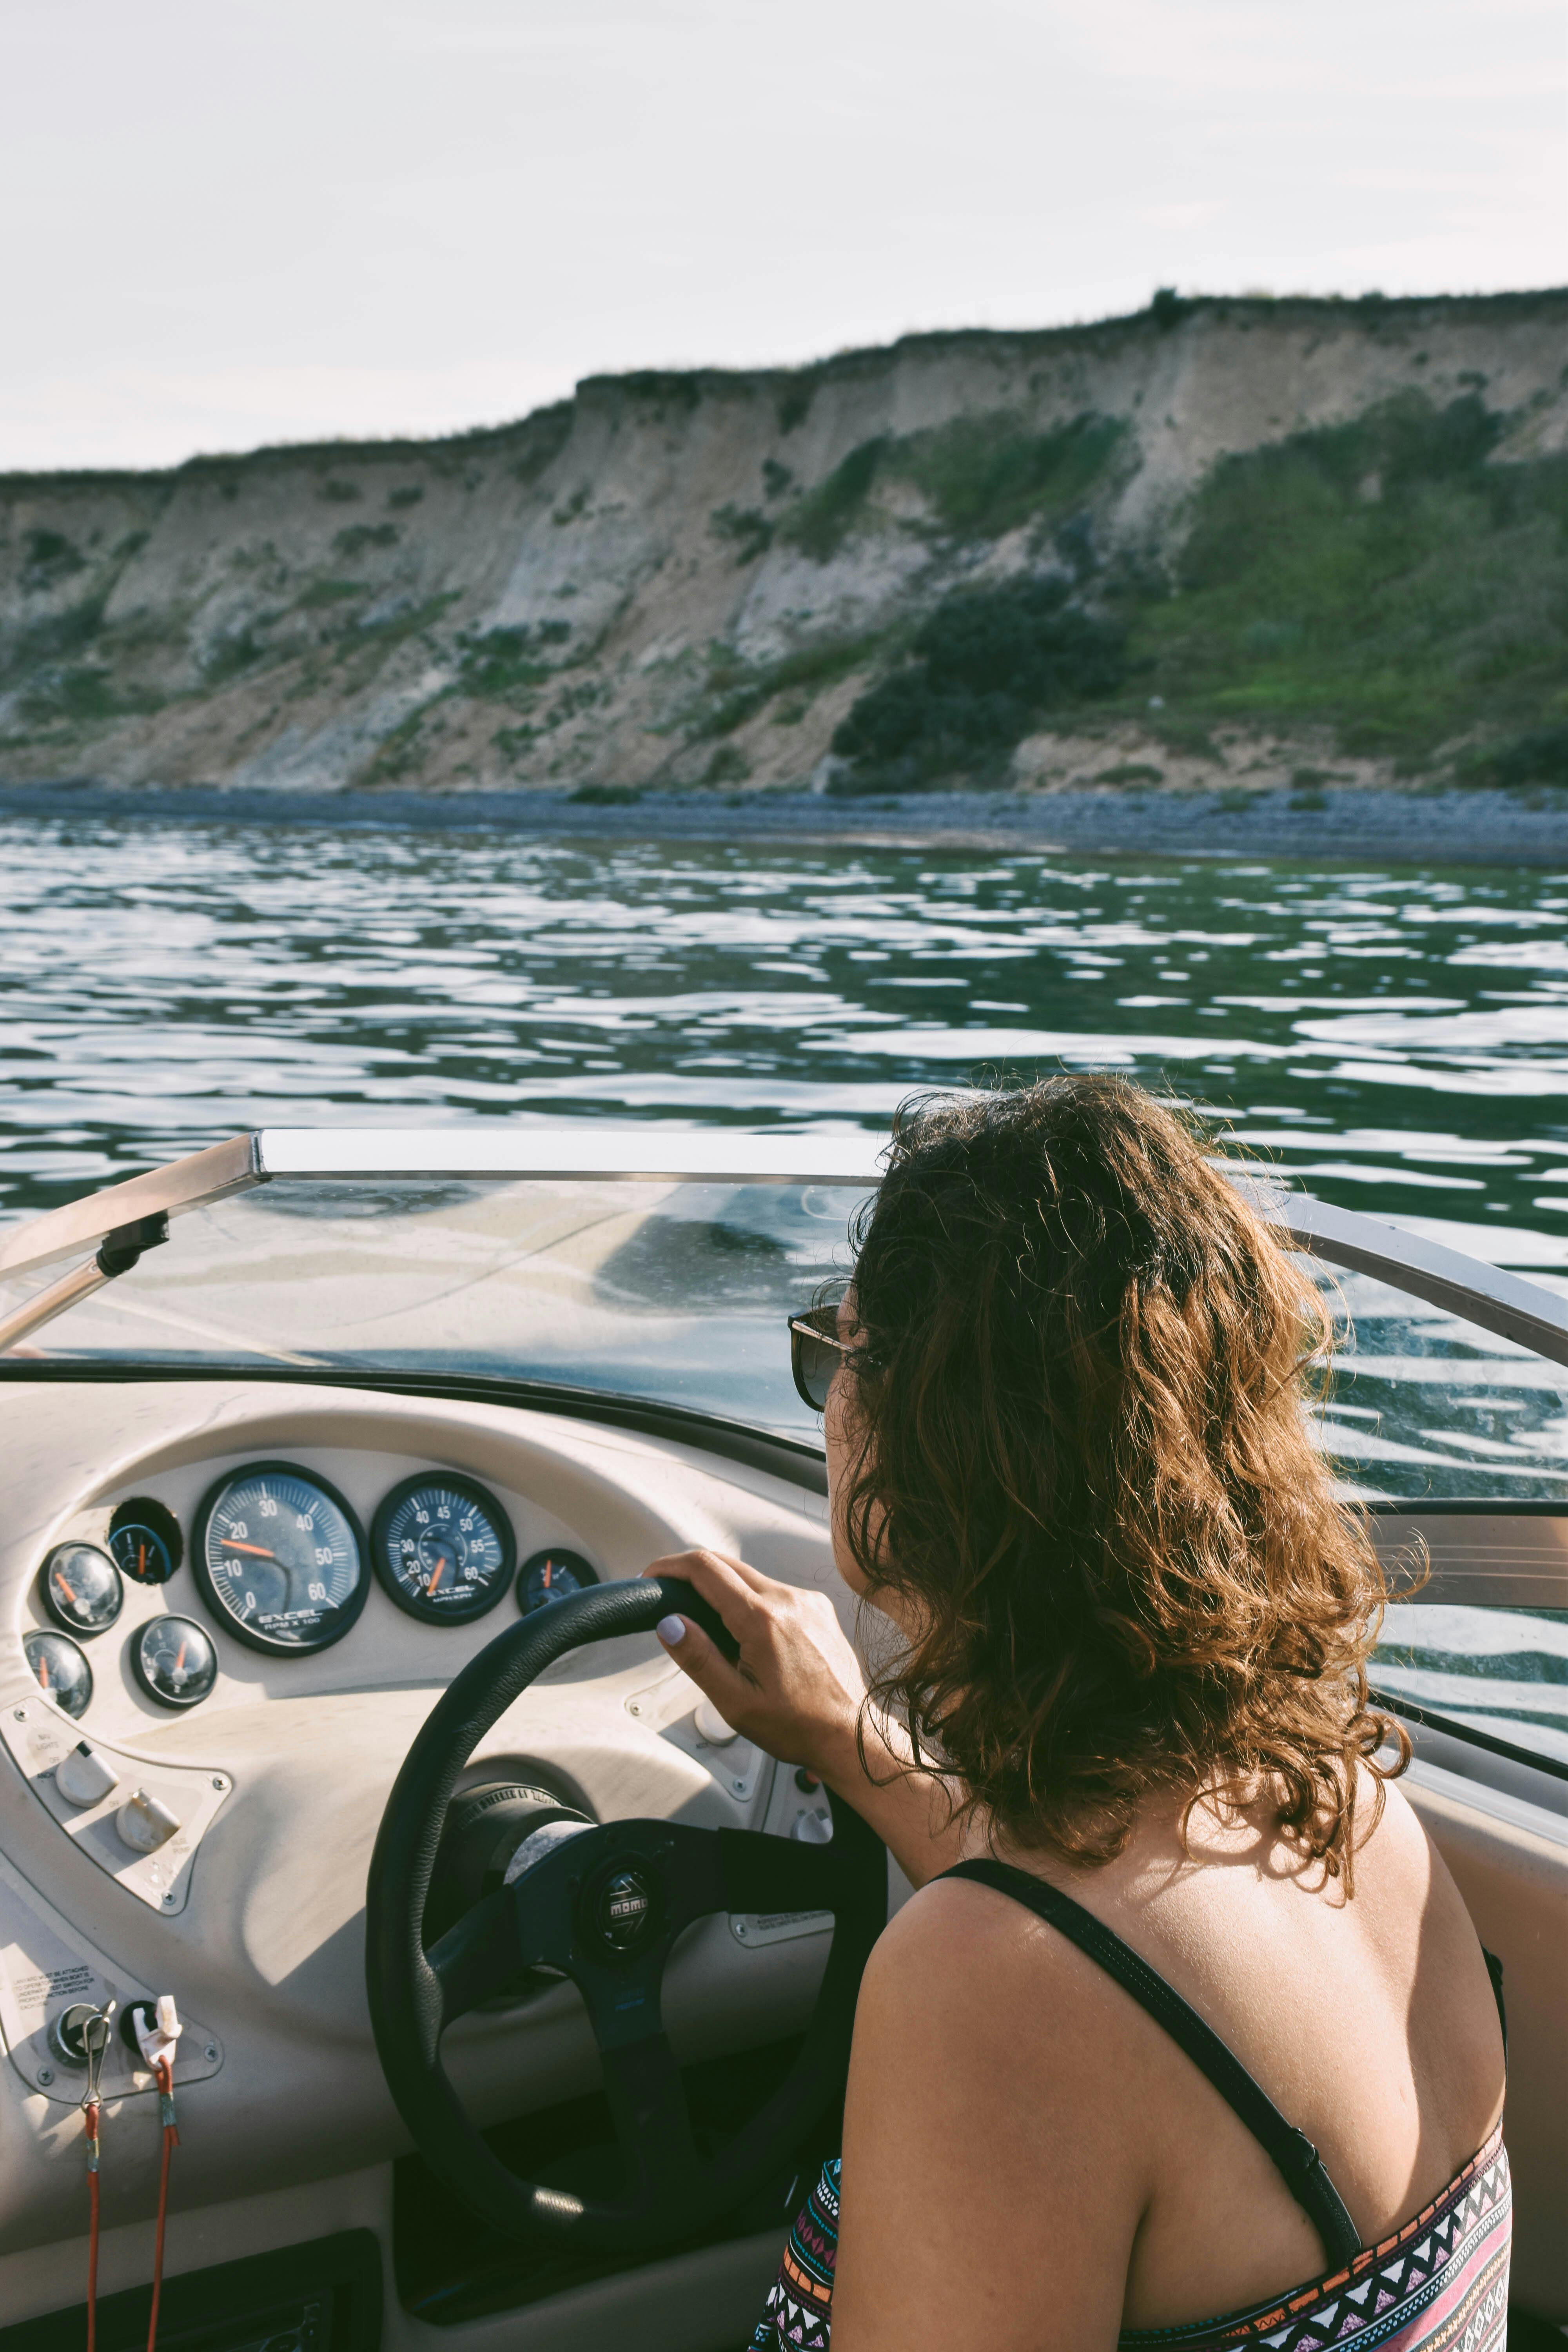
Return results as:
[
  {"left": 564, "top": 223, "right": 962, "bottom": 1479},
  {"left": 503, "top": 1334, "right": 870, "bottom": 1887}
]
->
[
  {"left": 427, "top": 1886, "right": 527, "bottom": 2025},
  {"left": 595, "top": 2012, "right": 704, "bottom": 2205}
]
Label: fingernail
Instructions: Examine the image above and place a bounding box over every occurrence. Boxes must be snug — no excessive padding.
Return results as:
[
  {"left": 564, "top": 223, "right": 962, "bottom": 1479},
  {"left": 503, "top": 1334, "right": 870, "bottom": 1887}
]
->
[{"left": 656, "top": 1614, "right": 686, "bottom": 1646}]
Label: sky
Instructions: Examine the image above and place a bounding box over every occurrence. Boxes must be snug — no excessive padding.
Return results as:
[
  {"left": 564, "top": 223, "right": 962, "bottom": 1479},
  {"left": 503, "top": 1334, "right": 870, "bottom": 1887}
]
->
[{"left": 4, "top": 0, "right": 1565, "bottom": 473}]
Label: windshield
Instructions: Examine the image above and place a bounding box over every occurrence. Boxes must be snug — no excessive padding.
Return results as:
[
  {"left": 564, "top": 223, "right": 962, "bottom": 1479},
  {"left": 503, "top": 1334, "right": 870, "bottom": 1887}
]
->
[{"left": 0, "top": 1173, "right": 870, "bottom": 1438}]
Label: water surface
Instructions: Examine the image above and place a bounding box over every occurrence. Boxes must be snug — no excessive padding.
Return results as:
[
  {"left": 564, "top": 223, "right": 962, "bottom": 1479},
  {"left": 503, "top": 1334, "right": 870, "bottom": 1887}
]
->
[{"left": 3, "top": 812, "right": 1565, "bottom": 1757}]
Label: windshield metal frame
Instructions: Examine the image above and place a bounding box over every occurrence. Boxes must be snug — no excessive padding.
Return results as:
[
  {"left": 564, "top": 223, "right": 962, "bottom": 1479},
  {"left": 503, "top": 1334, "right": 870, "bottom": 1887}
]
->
[{"left": 4, "top": 1125, "right": 1567, "bottom": 1370}]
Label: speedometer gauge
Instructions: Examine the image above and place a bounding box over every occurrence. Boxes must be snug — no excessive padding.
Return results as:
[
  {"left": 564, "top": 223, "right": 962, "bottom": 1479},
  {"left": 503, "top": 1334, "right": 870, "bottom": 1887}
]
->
[
  {"left": 193, "top": 1463, "right": 368, "bottom": 1656},
  {"left": 370, "top": 1472, "right": 515, "bottom": 1624}
]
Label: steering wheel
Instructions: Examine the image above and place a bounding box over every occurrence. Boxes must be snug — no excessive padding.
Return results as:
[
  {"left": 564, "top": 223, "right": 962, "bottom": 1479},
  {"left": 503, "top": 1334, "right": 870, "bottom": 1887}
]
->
[{"left": 365, "top": 1575, "right": 887, "bottom": 2252}]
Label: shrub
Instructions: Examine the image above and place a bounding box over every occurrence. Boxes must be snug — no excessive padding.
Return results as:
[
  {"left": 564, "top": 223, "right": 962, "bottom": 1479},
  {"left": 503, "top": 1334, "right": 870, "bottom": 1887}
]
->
[
  {"left": 1475, "top": 723, "right": 1568, "bottom": 790},
  {"left": 900, "top": 413, "right": 1126, "bottom": 541},
  {"left": 318, "top": 477, "right": 361, "bottom": 503},
  {"left": 1151, "top": 287, "right": 1186, "bottom": 331},
  {"left": 830, "top": 576, "right": 1125, "bottom": 793},
  {"left": 779, "top": 439, "right": 888, "bottom": 561},
  {"left": 696, "top": 633, "right": 880, "bottom": 738},
  {"left": 710, "top": 505, "right": 773, "bottom": 564},
  {"left": 296, "top": 579, "right": 367, "bottom": 609},
  {"left": 203, "top": 630, "right": 266, "bottom": 683},
  {"left": 1137, "top": 391, "right": 1568, "bottom": 753},
  {"left": 21, "top": 529, "right": 86, "bottom": 589},
  {"left": 762, "top": 458, "right": 794, "bottom": 500},
  {"left": 387, "top": 485, "right": 424, "bottom": 509},
  {"left": 703, "top": 744, "right": 750, "bottom": 785},
  {"left": 332, "top": 523, "right": 399, "bottom": 557},
  {"left": 459, "top": 621, "right": 571, "bottom": 700}
]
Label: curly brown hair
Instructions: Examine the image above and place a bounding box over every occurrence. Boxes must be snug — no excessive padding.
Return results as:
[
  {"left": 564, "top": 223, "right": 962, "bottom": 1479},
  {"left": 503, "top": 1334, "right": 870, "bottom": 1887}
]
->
[{"left": 840, "top": 1075, "right": 1408, "bottom": 1886}]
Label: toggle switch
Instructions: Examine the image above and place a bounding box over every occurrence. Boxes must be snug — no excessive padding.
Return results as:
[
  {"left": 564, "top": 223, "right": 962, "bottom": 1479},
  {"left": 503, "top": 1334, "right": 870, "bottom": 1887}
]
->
[
  {"left": 791, "top": 1808, "right": 833, "bottom": 1844},
  {"left": 115, "top": 1789, "right": 180, "bottom": 1854},
  {"left": 693, "top": 1697, "right": 737, "bottom": 1747},
  {"left": 56, "top": 1742, "right": 119, "bottom": 1808}
]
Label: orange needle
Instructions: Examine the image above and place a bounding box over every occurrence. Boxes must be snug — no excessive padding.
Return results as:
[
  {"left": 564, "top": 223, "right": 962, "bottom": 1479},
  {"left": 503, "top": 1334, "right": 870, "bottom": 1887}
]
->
[
  {"left": 56, "top": 1575, "right": 80, "bottom": 1607},
  {"left": 220, "top": 1540, "right": 277, "bottom": 1559},
  {"left": 174, "top": 1641, "right": 187, "bottom": 1674},
  {"left": 138, "top": 1542, "right": 147, "bottom": 1577},
  {"left": 426, "top": 1560, "right": 445, "bottom": 1594}
]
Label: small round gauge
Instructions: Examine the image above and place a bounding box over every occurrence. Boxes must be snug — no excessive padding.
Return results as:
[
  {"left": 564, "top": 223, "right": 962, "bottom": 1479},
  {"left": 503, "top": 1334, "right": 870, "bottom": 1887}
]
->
[
  {"left": 23, "top": 1630, "right": 93, "bottom": 1719},
  {"left": 40, "top": 1544, "right": 123, "bottom": 1637},
  {"left": 518, "top": 1548, "right": 599, "bottom": 1617},
  {"left": 193, "top": 1462, "right": 368, "bottom": 1657},
  {"left": 108, "top": 1498, "right": 182, "bottom": 1586},
  {"left": 131, "top": 1616, "right": 218, "bottom": 1710},
  {"left": 371, "top": 1472, "right": 516, "bottom": 1626}
]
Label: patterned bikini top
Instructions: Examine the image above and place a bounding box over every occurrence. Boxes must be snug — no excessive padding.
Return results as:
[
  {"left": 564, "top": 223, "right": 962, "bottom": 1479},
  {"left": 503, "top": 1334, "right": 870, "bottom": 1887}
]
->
[{"left": 750, "top": 1857, "right": 1511, "bottom": 2352}]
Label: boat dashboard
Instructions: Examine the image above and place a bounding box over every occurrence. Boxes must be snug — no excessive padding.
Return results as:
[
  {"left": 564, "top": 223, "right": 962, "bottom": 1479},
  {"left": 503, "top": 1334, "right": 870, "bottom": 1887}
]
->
[{"left": 0, "top": 1374, "right": 856, "bottom": 2347}]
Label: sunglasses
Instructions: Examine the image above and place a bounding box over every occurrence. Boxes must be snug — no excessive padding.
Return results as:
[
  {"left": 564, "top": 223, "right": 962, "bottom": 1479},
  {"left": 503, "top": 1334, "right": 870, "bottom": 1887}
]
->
[{"left": 788, "top": 1305, "right": 856, "bottom": 1413}]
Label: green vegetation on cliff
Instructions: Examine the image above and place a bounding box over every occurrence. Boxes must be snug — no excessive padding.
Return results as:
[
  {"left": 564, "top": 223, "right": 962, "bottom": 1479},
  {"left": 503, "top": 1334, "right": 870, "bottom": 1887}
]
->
[{"left": 1131, "top": 392, "right": 1568, "bottom": 768}]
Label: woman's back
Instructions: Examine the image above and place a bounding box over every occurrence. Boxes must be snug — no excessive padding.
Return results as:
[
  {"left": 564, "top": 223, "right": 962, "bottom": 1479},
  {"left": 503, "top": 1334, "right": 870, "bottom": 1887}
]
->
[
  {"left": 832, "top": 1772, "right": 1506, "bottom": 2342},
  {"left": 651, "top": 1076, "right": 1513, "bottom": 2350}
]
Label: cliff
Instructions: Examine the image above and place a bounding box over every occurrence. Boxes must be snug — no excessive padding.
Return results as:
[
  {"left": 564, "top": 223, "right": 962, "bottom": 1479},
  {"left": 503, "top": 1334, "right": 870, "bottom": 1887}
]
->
[{"left": 2, "top": 290, "right": 1565, "bottom": 799}]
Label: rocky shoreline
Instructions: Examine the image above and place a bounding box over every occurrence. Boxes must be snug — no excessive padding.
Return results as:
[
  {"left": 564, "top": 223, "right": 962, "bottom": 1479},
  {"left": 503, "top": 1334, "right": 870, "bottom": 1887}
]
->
[{"left": 2, "top": 777, "right": 1564, "bottom": 866}]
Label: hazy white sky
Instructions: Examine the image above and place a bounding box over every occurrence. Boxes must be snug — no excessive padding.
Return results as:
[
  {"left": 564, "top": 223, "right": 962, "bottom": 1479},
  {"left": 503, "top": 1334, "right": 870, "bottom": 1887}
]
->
[{"left": 4, "top": 0, "right": 1564, "bottom": 472}]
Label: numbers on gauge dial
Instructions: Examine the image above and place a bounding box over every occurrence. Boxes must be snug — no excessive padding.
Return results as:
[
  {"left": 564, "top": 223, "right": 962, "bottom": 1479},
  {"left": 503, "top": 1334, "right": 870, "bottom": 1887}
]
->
[
  {"left": 370, "top": 1473, "right": 516, "bottom": 1624},
  {"left": 192, "top": 1464, "right": 368, "bottom": 1656},
  {"left": 132, "top": 1617, "right": 218, "bottom": 1710}
]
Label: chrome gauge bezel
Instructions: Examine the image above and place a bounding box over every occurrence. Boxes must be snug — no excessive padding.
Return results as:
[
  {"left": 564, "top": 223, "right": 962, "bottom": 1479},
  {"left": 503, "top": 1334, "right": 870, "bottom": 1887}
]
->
[
  {"left": 131, "top": 1614, "right": 219, "bottom": 1710},
  {"left": 23, "top": 1628, "right": 93, "bottom": 1719},
  {"left": 517, "top": 1547, "right": 601, "bottom": 1616},
  {"left": 107, "top": 1495, "right": 183, "bottom": 1585},
  {"left": 370, "top": 1470, "right": 517, "bottom": 1626},
  {"left": 39, "top": 1543, "right": 124, "bottom": 1637},
  {"left": 192, "top": 1461, "right": 370, "bottom": 1657}
]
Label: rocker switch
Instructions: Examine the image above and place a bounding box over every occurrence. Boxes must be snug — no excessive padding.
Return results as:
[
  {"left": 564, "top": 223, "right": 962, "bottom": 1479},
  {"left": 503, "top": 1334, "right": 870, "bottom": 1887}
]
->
[
  {"left": 56, "top": 1742, "right": 119, "bottom": 1808},
  {"left": 115, "top": 1789, "right": 181, "bottom": 1854}
]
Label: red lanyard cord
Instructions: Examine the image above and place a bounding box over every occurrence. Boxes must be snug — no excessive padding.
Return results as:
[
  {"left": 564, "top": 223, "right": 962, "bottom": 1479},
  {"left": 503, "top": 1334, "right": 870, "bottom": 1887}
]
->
[
  {"left": 83, "top": 2097, "right": 102, "bottom": 2352},
  {"left": 146, "top": 2056, "right": 179, "bottom": 2352}
]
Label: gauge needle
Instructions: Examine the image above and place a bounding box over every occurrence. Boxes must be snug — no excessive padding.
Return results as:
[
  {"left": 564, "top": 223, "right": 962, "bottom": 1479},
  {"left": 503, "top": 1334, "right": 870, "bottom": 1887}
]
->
[
  {"left": 138, "top": 1542, "right": 147, "bottom": 1577},
  {"left": 174, "top": 1640, "right": 187, "bottom": 1675},
  {"left": 426, "top": 1560, "right": 445, "bottom": 1595},
  {"left": 56, "top": 1575, "right": 80, "bottom": 1608},
  {"left": 221, "top": 1540, "right": 277, "bottom": 1559}
]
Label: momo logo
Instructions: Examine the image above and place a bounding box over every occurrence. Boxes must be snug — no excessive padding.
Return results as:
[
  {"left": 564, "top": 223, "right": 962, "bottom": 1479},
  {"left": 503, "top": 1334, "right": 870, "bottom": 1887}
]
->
[{"left": 594, "top": 1866, "right": 657, "bottom": 1953}]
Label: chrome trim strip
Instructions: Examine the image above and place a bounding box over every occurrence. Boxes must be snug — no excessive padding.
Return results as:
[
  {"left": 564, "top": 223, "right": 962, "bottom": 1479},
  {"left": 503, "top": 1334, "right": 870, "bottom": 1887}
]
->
[
  {"left": 1266, "top": 1188, "right": 1568, "bottom": 1373},
  {"left": 0, "top": 1134, "right": 261, "bottom": 1283},
  {"left": 1, "top": 1128, "right": 1565, "bottom": 1381}
]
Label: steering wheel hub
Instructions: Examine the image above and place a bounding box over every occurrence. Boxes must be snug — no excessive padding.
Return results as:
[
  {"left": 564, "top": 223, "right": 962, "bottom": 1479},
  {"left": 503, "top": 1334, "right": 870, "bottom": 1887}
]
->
[{"left": 365, "top": 1575, "right": 887, "bottom": 2252}]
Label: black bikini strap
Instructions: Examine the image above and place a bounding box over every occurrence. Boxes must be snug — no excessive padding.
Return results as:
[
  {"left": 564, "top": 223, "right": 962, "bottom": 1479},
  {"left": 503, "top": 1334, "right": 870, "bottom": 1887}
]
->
[{"left": 940, "top": 1858, "right": 1363, "bottom": 2271}]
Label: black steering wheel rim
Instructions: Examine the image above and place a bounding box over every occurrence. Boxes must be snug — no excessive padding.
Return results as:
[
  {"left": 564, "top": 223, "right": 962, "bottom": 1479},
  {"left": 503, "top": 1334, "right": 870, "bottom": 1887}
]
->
[{"left": 365, "top": 1575, "right": 887, "bottom": 2252}]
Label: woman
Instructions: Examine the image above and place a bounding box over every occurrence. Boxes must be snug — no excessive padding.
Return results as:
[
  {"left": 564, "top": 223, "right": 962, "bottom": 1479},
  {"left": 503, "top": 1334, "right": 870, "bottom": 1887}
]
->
[{"left": 646, "top": 1078, "right": 1510, "bottom": 2352}]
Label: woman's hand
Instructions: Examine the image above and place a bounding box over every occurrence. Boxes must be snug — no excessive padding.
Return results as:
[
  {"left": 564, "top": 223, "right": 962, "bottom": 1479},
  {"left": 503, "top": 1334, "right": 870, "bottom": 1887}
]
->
[
  {"left": 642, "top": 1549, "right": 972, "bottom": 1887},
  {"left": 642, "top": 1549, "right": 867, "bottom": 1777}
]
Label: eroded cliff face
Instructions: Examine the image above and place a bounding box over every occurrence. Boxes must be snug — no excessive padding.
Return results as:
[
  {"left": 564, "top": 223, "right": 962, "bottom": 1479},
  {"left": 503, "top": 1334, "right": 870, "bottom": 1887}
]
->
[{"left": 2, "top": 292, "right": 1564, "bottom": 796}]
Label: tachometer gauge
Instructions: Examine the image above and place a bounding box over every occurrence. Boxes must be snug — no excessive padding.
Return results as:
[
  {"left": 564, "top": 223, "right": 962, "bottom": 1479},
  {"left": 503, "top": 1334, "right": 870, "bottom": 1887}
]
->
[
  {"left": 24, "top": 1630, "right": 93, "bottom": 1719},
  {"left": 40, "top": 1544, "right": 123, "bottom": 1636},
  {"left": 193, "top": 1463, "right": 368, "bottom": 1656},
  {"left": 518, "top": 1548, "right": 599, "bottom": 1616},
  {"left": 132, "top": 1616, "right": 218, "bottom": 1710},
  {"left": 371, "top": 1472, "right": 515, "bottom": 1626},
  {"left": 108, "top": 1497, "right": 182, "bottom": 1585}
]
